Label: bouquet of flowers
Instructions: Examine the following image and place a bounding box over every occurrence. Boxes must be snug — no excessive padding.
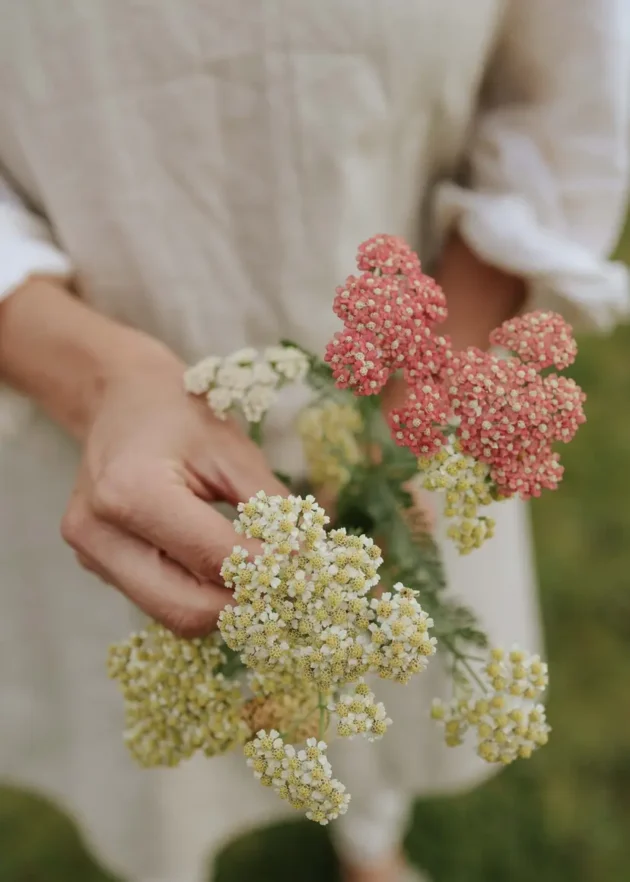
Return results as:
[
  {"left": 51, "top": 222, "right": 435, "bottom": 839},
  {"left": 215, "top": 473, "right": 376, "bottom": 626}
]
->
[{"left": 108, "top": 235, "right": 585, "bottom": 825}]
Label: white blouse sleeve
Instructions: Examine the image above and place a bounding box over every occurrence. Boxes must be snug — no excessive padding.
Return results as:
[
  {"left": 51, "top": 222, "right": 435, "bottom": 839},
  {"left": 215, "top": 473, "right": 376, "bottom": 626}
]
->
[
  {"left": 0, "top": 175, "right": 73, "bottom": 439},
  {"left": 434, "top": 0, "right": 630, "bottom": 330}
]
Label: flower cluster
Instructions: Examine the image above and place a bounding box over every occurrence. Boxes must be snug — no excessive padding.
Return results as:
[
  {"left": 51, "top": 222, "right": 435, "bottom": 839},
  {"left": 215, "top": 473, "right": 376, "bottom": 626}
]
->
[
  {"left": 297, "top": 400, "right": 364, "bottom": 492},
  {"left": 244, "top": 730, "right": 350, "bottom": 824},
  {"left": 367, "top": 587, "right": 437, "bottom": 683},
  {"left": 107, "top": 625, "right": 249, "bottom": 767},
  {"left": 489, "top": 311, "right": 577, "bottom": 371},
  {"left": 388, "top": 383, "right": 450, "bottom": 458},
  {"left": 219, "top": 493, "right": 435, "bottom": 691},
  {"left": 216, "top": 492, "right": 435, "bottom": 820},
  {"left": 444, "top": 325, "right": 586, "bottom": 500},
  {"left": 331, "top": 680, "right": 392, "bottom": 740},
  {"left": 431, "top": 647, "right": 550, "bottom": 764},
  {"left": 418, "top": 438, "right": 496, "bottom": 554},
  {"left": 324, "top": 237, "right": 585, "bottom": 553},
  {"left": 184, "top": 344, "right": 309, "bottom": 423},
  {"left": 325, "top": 235, "right": 450, "bottom": 396},
  {"left": 110, "top": 492, "right": 440, "bottom": 826}
]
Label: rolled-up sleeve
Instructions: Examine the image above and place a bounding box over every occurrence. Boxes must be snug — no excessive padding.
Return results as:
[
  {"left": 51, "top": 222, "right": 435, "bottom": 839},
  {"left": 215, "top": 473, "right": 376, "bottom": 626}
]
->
[
  {"left": 0, "top": 176, "right": 73, "bottom": 439},
  {"left": 434, "top": 0, "right": 630, "bottom": 330}
]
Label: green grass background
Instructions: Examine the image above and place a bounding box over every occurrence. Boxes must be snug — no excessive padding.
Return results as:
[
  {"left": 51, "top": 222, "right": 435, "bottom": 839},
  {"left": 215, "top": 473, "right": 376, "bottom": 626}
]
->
[{"left": 3, "top": 237, "right": 630, "bottom": 882}]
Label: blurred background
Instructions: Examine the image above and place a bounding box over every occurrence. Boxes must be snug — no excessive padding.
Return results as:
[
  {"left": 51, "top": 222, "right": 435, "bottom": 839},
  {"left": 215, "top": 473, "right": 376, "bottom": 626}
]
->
[{"left": 1, "top": 227, "right": 629, "bottom": 882}]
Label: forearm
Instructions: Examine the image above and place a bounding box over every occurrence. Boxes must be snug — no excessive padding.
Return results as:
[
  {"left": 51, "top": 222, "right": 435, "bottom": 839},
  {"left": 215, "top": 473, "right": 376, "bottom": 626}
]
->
[
  {"left": 0, "top": 277, "right": 173, "bottom": 439},
  {"left": 435, "top": 233, "right": 526, "bottom": 350}
]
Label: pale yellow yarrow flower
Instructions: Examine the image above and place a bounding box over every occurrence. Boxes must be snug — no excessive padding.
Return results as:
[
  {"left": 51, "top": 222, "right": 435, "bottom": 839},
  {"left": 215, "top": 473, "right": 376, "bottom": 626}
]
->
[
  {"left": 431, "top": 645, "right": 551, "bottom": 764},
  {"left": 297, "top": 399, "right": 364, "bottom": 492},
  {"left": 418, "top": 435, "right": 499, "bottom": 554}
]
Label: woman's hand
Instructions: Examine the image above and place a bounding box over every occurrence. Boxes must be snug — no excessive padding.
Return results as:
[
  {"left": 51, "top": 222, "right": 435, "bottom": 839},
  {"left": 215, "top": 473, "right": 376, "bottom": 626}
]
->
[
  {"left": 0, "top": 278, "right": 285, "bottom": 635},
  {"left": 62, "top": 347, "right": 286, "bottom": 636}
]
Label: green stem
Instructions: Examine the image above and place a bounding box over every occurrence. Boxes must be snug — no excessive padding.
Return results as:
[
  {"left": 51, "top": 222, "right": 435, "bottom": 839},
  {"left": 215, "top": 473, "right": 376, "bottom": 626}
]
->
[
  {"left": 458, "top": 657, "right": 487, "bottom": 692},
  {"left": 249, "top": 421, "right": 263, "bottom": 446},
  {"left": 442, "top": 637, "right": 487, "bottom": 692},
  {"left": 318, "top": 692, "right": 328, "bottom": 740}
]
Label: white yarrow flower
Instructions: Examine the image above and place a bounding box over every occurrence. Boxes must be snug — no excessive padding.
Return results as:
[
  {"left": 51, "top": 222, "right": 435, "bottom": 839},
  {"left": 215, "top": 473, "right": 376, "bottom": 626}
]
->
[
  {"left": 242, "top": 383, "right": 278, "bottom": 423},
  {"left": 185, "top": 344, "right": 310, "bottom": 423},
  {"left": 183, "top": 356, "right": 222, "bottom": 394},
  {"left": 244, "top": 729, "right": 350, "bottom": 824},
  {"left": 225, "top": 347, "right": 258, "bottom": 365},
  {"left": 207, "top": 386, "right": 235, "bottom": 419},
  {"left": 265, "top": 345, "right": 310, "bottom": 382}
]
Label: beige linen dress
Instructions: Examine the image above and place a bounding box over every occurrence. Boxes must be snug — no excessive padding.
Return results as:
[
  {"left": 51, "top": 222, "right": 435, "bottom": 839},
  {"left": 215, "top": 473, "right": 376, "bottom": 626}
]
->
[{"left": 0, "top": 1, "right": 628, "bottom": 880}]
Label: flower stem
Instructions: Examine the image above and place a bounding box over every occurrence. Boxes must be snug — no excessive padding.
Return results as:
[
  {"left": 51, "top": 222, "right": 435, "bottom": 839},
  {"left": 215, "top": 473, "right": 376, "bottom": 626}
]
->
[
  {"left": 457, "top": 657, "right": 487, "bottom": 692},
  {"left": 318, "top": 692, "right": 327, "bottom": 740},
  {"left": 249, "top": 421, "right": 263, "bottom": 446},
  {"left": 442, "top": 637, "right": 487, "bottom": 692}
]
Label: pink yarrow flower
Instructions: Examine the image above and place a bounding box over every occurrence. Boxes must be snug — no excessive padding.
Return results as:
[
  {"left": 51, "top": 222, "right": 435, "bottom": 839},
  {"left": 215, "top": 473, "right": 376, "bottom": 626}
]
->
[
  {"left": 444, "top": 348, "right": 586, "bottom": 499},
  {"left": 489, "top": 311, "right": 577, "bottom": 371},
  {"left": 356, "top": 234, "right": 421, "bottom": 276},
  {"left": 388, "top": 382, "right": 450, "bottom": 457},
  {"left": 325, "top": 235, "right": 449, "bottom": 394},
  {"left": 326, "top": 233, "right": 585, "bottom": 505},
  {"left": 325, "top": 329, "right": 390, "bottom": 395}
]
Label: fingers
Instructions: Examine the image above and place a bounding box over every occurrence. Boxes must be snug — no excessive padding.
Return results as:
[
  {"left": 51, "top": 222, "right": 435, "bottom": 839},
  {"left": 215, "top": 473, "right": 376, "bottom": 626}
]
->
[
  {"left": 314, "top": 485, "right": 337, "bottom": 519},
  {"left": 65, "top": 417, "right": 290, "bottom": 627},
  {"left": 92, "top": 477, "right": 251, "bottom": 584},
  {"left": 63, "top": 514, "right": 229, "bottom": 636},
  {"left": 189, "top": 412, "right": 288, "bottom": 506},
  {"left": 218, "top": 445, "right": 289, "bottom": 505}
]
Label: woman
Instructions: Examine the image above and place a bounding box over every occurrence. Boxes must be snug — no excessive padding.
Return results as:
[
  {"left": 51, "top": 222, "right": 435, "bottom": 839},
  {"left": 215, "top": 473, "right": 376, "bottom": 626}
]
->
[{"left": 0, "top": 2, "right": 628, "bottom": 881}]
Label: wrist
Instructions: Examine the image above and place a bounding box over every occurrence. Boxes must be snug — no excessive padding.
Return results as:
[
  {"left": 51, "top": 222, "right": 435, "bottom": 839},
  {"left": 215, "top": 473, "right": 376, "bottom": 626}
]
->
[
  {"left": 71, "top": 323, "right": 182, "bottom": 441},
  {"left": 435, "top": 233, "right": 526, "bottom": 351},
  {"left": 0, "top": 276, "right": 182, "bottom": 441}
]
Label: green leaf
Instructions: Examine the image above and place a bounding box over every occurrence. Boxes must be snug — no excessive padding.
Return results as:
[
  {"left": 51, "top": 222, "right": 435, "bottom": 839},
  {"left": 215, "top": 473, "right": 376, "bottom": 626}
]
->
[{"left": 217, "top": 646, "right": 246, "bottom": 679}]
